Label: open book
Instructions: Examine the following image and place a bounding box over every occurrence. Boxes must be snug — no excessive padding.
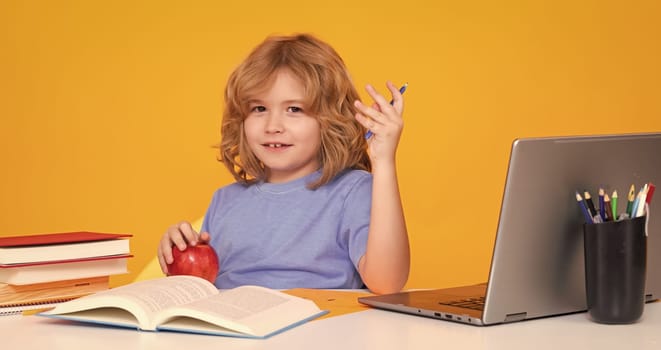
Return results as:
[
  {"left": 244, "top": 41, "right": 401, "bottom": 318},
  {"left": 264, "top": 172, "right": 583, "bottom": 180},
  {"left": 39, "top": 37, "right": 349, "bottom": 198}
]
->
[{"left": 39, "top": 275, "right": 327, "bottom": 338}]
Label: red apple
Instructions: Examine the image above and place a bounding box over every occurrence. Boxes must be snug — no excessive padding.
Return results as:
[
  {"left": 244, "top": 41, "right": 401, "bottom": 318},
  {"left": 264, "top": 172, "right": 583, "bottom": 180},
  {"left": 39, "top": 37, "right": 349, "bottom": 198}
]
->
[{"left": 167, "top": 242, "right": 219, "bottom": 283}]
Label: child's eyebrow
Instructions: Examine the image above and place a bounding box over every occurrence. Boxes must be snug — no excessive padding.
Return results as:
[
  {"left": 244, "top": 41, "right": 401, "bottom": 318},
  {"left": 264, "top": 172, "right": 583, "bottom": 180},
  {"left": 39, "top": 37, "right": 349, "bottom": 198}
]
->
[
  {"left": 282, "top": 99, "right": 306, "bottom": 105},
  {"left": 246, "top": 98, "right": 307, "bottom": 106}
]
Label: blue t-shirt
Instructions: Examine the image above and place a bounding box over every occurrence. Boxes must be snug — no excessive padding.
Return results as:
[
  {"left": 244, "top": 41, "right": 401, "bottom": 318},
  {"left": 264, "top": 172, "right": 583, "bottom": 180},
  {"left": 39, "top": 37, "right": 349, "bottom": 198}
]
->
[{"left": 200, "top": 169, "right": 372, "bottom": 289}]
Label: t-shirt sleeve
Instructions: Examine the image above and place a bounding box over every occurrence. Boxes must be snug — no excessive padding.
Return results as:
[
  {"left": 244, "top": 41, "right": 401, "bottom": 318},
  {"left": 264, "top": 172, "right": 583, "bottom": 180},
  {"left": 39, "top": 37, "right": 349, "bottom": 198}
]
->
[
  {"left": 200, "top": 189, "right": 222, "bottom": 234},
  {"left": 342, "top": 173, "right": 373, "bottom": 270}
]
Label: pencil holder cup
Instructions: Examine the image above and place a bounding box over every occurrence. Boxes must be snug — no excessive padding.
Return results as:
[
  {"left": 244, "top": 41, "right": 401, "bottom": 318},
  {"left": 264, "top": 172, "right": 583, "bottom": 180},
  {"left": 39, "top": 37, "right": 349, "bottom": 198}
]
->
[{"left": 583, "top": 215, "right": 647, "bottom": 324}]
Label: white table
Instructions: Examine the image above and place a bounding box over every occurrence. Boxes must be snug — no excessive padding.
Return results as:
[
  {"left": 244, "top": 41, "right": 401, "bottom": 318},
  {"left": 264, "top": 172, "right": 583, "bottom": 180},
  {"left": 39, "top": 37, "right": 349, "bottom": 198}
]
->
[{"left": 2, "top": 302, "right": 659, "bottom": 350}]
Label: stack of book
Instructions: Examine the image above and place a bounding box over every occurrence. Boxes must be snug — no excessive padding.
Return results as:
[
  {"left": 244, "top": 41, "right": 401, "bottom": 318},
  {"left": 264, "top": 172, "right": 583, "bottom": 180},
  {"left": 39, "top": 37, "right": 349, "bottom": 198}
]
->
[{"left": 0, "top": 231, "right": 132, "bottom": 315}]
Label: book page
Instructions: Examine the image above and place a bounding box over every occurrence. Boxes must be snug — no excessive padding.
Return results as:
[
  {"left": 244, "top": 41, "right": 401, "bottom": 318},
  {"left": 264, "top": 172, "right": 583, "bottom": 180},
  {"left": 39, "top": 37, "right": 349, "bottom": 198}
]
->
[
  {"left": 100, "top": 276, "right": 218, "bottom": 314},
  {"left": 197, "top": 286, "right": 291, "bottom": 319},
  {"left": 42, "top": 276, "right": 218, "bottom": 330},
  {"left": 154, "top": 285, "right": 322, "bottom": 337}
]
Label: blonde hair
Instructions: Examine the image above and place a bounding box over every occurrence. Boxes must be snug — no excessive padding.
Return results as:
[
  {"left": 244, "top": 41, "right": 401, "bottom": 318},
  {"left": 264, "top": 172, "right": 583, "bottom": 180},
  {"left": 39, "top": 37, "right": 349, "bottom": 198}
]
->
[{"left": 219, "top": 34, "right": 371, "bottom": 189}]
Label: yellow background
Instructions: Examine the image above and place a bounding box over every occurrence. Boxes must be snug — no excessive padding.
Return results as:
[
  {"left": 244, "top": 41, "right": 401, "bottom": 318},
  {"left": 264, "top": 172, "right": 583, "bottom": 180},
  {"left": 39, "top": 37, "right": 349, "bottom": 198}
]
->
[{"left": 1, "top": 1, "right": 660, "bottom": 288}]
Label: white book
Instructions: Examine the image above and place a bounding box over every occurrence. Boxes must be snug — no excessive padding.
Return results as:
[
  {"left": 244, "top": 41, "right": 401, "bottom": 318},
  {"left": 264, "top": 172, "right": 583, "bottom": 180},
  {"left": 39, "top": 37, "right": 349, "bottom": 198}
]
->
[
  {"left": 0, "top": 255, "right": 130, "bottom": 285},
  {"left": 0, "top": 232, "right": 131, "bottom": 265}
]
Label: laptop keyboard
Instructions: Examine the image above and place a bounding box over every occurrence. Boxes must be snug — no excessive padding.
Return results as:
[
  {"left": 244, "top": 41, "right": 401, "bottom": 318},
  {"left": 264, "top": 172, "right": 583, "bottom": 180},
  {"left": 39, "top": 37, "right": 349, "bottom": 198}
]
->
[{"left": 438, "top": 296, "right": 485, "bottom": 310}]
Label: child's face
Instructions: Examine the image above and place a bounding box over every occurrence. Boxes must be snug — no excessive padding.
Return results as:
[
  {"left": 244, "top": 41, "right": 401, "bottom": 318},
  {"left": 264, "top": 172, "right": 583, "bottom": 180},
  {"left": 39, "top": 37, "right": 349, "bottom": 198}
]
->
[{"left": 244, "top": 69, "right": 321, "bottom": 183}]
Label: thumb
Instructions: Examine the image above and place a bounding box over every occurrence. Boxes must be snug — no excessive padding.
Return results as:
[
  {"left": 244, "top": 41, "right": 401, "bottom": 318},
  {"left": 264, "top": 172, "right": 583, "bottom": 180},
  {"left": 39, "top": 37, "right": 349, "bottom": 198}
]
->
[{"left": 199, "top": 232, "right": 211, "bottom": 243}]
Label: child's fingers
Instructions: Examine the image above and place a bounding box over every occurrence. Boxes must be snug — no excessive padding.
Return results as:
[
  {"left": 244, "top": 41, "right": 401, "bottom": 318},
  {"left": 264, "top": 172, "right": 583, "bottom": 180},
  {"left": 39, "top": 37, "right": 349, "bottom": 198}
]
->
[
  {"left": 177, "top": 221, "right": 200, "bottom": 246},
  {"left": 157, "top": 236, "right": 173, "bottom": 272},
  {"left": 354, "top": 82, "right": 405, "bottom": 138},
  {"left": 166, "top": 222, "right": 198, "bottom": 253},
  {"left": 386, "top": 81, "right": 405, "bottom": 113},
  {"left": 158, "top": 255, "right": 169, "bottom": 274},
  {"left": 364, "top": 83, "right": 403, "bottom": 120},
  {"left": 354, "top": 100, "right": 385, "bottom": 129},
  {"left": 354, "top": 101, "right": 383, "bottom": 121},
  {"left": 364, "top": 84, "right": 390, "bottom": 110},
  {"left": 354, "top": 112, "right": 376, "bottom": 132},
  {"left": 157, "top": 222, "right": 207, "bottom": 275}
]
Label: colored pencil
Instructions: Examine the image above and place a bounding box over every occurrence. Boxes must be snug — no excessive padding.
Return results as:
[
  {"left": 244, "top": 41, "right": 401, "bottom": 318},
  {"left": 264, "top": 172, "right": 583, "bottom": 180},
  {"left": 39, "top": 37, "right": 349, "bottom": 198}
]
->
[
  {"left": 635, "top": 183, "right": 649, "bottom": 218},
  {"left": 584, "top": 190, "right": 598, "bottom": 218},
  {"left": 604, "top": 194, "right": 614, "bottom": 221},
  {"left": 646, "top": 182, "right": 656, "bottom": 205},
  {"left": 576, "top": 191, "right": 593, "bottom": 224},
  {"left": 631, "top": 187, "right": 643, "bottom": 218},
  {"left": 611, "top": 190, "right": 618, "bottom": 221},
  {"left": 598, "top": 188, "right": 606, "bottom": 221},
  {"left": 626, "top": 184, "right": 636, "bottom": 216}
]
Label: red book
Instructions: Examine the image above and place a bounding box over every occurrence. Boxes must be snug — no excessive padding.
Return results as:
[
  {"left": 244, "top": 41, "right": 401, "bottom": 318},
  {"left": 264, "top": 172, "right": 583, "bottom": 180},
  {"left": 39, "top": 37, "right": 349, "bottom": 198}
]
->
[{"left": 0, "top": 231, "right": 132, "bottom": 265}]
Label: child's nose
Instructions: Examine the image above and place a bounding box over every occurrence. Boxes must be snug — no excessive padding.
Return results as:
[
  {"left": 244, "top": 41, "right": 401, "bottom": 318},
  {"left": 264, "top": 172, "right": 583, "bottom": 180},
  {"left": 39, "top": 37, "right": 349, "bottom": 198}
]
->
[{"left": 265, "top": 113, "right": 284, "bottom": 133}]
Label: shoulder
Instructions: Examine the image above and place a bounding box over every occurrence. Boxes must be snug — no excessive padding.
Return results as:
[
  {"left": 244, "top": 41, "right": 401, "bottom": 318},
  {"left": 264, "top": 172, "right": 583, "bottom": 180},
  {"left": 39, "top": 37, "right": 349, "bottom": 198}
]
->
[
  {"left": 329, "top": 169, "right": 372, "bottom": 188},
  {"left": 319, "top": 169, "right": 372, "bottom": 197}
]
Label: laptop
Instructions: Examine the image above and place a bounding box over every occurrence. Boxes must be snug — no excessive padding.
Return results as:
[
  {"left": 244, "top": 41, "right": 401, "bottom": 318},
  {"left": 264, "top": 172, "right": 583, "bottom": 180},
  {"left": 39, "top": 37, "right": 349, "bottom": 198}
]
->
[{"left": 359, "top": 133, "right": 661, "bottom": 325}]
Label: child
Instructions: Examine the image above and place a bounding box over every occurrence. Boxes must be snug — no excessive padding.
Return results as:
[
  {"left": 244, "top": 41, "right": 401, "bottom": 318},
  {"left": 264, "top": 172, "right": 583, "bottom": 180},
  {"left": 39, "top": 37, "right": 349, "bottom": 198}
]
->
[{"left": 157, "top": 33, "right": 409, "bottom": 294}]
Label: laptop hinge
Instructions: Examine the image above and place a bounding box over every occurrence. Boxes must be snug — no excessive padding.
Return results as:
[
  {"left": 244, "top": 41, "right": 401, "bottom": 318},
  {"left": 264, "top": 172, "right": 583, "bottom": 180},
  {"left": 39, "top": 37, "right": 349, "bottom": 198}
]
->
[{"left": 504, "top": 312, "right": 527, "bottom": 323}]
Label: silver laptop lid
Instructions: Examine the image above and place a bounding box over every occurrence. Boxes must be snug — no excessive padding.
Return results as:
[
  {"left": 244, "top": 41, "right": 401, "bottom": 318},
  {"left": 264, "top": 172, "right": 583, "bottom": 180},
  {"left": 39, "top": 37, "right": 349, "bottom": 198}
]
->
[
  {"left": 358, "top": 133, "right": 661, "bottom": 325},
  {"left": 483, "top": 132, "right": 661, "bottom": 324}
]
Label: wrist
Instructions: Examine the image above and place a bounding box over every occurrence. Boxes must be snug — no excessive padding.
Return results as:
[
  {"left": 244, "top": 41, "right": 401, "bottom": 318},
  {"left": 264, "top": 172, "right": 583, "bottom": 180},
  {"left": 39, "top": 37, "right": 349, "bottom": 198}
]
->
[{"left": 370, "top": 157, "right": 397, "bottom": 173}]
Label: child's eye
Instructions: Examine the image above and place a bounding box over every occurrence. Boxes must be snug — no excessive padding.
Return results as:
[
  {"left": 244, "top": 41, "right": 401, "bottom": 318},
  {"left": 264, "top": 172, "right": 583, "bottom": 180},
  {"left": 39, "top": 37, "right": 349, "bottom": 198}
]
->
[
  {"left": 251, "top": 106, "right": 266, "bottom": 113},
  {"left": 287, "top": 106, "right": 303, "bottom": 113}
]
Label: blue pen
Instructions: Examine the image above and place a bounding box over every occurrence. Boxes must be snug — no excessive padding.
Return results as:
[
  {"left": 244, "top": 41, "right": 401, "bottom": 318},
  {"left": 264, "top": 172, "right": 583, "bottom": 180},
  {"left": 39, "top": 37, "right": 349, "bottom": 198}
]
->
[{"left": 365, "top": 83, "right": 408, "bottom": 140}]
